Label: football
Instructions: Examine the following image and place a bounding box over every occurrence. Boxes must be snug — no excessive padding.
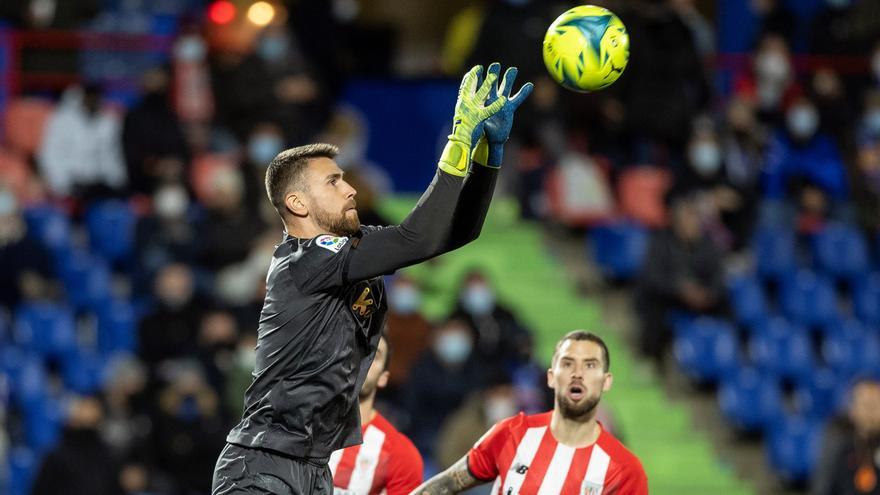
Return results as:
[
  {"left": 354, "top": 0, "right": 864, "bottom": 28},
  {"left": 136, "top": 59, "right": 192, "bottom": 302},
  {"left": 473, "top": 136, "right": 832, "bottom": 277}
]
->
[{"left": 542, "top": 5, "right": 630, "bottom": 92}]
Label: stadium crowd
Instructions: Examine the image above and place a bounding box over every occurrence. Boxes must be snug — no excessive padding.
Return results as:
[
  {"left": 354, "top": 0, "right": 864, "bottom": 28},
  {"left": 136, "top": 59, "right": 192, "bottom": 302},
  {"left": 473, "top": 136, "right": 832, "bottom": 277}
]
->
[{"left": 0, "top": 0, "right": 879, "bottom": 494}]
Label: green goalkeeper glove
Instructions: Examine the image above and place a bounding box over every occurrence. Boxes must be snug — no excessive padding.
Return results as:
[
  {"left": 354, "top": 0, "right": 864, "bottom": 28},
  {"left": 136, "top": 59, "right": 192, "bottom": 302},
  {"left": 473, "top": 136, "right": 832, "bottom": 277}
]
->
[{"left": 438, "top": 65, "right": 506, "bottom": 177}]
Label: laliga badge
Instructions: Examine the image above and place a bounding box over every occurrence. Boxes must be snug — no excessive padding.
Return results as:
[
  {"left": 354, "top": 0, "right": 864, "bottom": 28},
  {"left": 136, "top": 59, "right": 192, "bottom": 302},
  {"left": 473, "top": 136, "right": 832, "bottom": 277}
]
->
[{"left": 315, "top": 235, "right": 348, "bottom": 253}]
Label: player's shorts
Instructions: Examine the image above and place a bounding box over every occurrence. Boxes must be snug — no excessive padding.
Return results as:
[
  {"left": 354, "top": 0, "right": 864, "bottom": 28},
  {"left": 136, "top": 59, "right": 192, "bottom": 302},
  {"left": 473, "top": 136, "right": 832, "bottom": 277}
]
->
[{"left": 212, "top": 443, "right": 333, "bottom": 495}]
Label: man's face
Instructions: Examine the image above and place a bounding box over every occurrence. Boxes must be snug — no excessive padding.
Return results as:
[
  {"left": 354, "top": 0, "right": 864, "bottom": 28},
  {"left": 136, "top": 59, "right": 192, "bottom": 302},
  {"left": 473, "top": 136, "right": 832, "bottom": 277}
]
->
[
  {"left": 547, "top": 340, "right": 612, "bottom": 421},
  {"left": 302, "top": 157, "right": 360, "bottom": 236},
  {"left": 360, "top": 338, "right": 389, "bottom": 400},
  {"left": 850, "top": 381, "right": 880, "bottom": 438}
]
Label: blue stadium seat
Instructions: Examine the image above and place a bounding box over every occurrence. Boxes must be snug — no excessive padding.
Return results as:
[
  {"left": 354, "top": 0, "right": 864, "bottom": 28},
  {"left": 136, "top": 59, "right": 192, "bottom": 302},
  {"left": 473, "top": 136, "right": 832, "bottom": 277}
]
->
[
  {"left": 780, "top": 270, "right": 838, "bottom": 329},
  {"left": 24, "top": 396, "right": 64, "bottom": 453},
  {"left": 812, "top": 222, "right": 869, "bottom": 283},
  {"left": 853, "top": 273, "right": 880, "bottom": 327},
  {"left": 57, "top": 250, "right": 113, "bottom": 311},
  {"left": 96, "top": 299, "right": 138, "bottom": 355},
  {"left": 13, "top": 302, "right": 76, "bottom": 360},
  {"left": 754, "top": 228, "right": 798, "bottom": 282},
  {"left": 62, "top": 350, "right": 107, "bottom": 394},
  {"left": 588, "top": 221, "right": 648, "bottom": 281},
  {"left": 718, "top": 367, "right": 785, "bottom": 432},
  {"left": 822, "top": 319, "right": 880, "bottom": 377},
  {"left": 22, "top": 205, "right": 71, "bottom": 257},
  {"left": 793, "top": 368, "right": 845, "bottom": 420},
  {"left": 766, "top": 414, "right": 823, "bottom": 485},
  {"left": 673, "top": 317, "right": 740, "bottom": 384},
  {"left": 85, "top": 199, "right": 135, "bottom": 265},
  {"left": 12, "top": 357, "right": 49, "bottom": 413},
  {"left": 749, "top": 319, "right": 814, "bottom": 382},
  {"left": 7, "top": 446, "right": 41, "bottom": 495},
  {"left": 728, "top": 274, "right": 769, "bottom": 327}
]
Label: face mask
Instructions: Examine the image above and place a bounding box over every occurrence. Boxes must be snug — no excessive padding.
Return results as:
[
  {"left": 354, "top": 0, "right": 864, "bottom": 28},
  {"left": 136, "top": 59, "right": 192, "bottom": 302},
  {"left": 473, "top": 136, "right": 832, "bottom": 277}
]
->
[
  {"left": 787, "top": 105, "right": 819, "bottom": 140},
  {"left": 461, "top": 284, "right": 495, "bottom": 316},
  {"left": 435, "top": 331, "right": 472, "bottom": 365},
  {"left": 689, "top": 142, "right": 721, "bottom": 176},
  {"left": 257, "top": 36, "right": 288, "bottom": 62},
  {"left": 864, "top": 110, "right": 880, "bottom": 135},
  {"left": 0, "top": 191, "right": 17, "bottom": 216},
  {"left": 826, "top": 0, "right": 850, "bottom": 8},
  {"left": 755, "top": 51, "right": 790, "bottom": 83},
  {"left": 389, "top": 285, "right": 421, "bottom": 315},
  {"left": 177, "top": 395, "right": 200, "bottom": 421},
  {"left": 154, "top": 186, "right": 188, "bottom": 219},
  {"left": 174, "top": 36, "right": 206, "bottom": 62},
  {"left": 484, "top": 397, "right": 517, "bottom": 424},
  {"left": 235, "top": 348, "right": 257, "bottom": 370},
  {"left": 248, "top": 135, "right": 283, "bottom": 165}
]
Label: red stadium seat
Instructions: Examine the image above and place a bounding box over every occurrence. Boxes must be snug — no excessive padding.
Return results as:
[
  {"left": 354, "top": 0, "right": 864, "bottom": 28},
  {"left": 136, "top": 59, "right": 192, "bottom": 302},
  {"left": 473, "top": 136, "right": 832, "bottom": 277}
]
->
[
  {"left": 3, "top": 98, "right": 54, "bottom": 156},
  {"left": 616, "top": 165, "right": 672, "bottom": 228}
]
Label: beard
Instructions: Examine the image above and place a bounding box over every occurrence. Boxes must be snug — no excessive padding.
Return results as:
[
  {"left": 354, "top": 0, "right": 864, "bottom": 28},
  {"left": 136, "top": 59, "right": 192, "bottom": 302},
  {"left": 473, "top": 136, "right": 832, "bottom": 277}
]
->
[
  {"left": 312, "top": 202, "right": 360, "bottom": 237},
  {"left": 556, "top": 392, "right": 601, "bottom": 421}
]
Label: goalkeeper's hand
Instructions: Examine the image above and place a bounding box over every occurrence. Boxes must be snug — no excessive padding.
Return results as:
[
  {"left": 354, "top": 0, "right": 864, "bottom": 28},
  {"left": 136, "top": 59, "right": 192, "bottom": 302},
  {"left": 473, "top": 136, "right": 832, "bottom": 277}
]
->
[
  {"left": 438, "top": 65, "right": 506, "bottom": 177},
  {"left": 472, "top": 63, "right": 534, "bottom": 168}
]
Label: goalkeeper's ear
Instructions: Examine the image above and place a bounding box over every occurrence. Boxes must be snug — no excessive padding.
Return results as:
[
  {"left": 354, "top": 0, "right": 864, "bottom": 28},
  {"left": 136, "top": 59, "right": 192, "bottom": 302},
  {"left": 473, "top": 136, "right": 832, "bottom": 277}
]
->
[{"left": 285, "top": 192, "right": 309, "bottom": 218}]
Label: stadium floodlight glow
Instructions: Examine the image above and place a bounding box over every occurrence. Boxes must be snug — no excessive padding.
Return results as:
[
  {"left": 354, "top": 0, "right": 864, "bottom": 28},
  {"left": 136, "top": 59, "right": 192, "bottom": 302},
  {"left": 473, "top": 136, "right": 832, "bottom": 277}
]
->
[
  {"left": 209, "top": 0, "right": 236, "bottom": 24},
  {"left": 247, "top": 1, "right": 275, "bottom": 26}
]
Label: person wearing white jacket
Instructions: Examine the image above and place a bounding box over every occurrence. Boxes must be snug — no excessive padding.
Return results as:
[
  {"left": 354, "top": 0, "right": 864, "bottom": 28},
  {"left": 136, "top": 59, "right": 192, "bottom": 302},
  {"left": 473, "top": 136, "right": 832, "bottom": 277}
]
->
[{"left": 38, "top": 84, "right": 127, "bottom": 199}]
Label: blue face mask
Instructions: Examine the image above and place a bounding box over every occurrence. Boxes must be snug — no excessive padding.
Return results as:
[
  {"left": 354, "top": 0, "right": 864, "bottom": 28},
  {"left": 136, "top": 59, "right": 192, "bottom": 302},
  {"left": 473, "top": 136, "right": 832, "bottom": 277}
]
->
[
  {"left": 864, "top": 110, "right": 880, "bottom": 136},
  {"left": 461, "top": 284, "right": 495, "bottom": 316},
  {"left": 248, "top": 135, "right": 283, "bottom": 165},
  {"left": 390, "top": 285, "right": 421, "bottom": 315},
  {"left": 257, "top": 36, "right": 288, "bottom": 62},
  {"left": 435, "top": 331, "right": 473, "bottom": 365},
  {"left": 177, "top": 395, "right": 200, "bottom": 421}
]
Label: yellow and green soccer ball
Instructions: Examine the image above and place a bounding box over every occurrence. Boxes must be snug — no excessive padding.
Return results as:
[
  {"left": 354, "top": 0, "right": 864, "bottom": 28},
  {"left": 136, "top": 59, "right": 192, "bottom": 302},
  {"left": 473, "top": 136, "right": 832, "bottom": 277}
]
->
[{"left": 542, "top": 5, "right": 630, "bottom": 93}]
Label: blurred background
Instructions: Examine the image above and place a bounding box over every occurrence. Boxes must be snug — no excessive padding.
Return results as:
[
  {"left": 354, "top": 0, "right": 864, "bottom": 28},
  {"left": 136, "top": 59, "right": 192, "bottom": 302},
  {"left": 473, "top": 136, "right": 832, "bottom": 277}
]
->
[{"left": 0, "top": 0, "right": 879, "bottom": 494}]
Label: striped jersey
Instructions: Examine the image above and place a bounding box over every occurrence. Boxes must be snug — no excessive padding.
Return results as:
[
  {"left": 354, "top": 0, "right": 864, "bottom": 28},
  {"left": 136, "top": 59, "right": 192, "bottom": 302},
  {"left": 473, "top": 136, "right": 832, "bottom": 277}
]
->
[
  {"left": 467, "top": 412, "right": 647, "bottom": 495},
  {"left": 330, "top": 412, "right": 424, "bottom": 495}
]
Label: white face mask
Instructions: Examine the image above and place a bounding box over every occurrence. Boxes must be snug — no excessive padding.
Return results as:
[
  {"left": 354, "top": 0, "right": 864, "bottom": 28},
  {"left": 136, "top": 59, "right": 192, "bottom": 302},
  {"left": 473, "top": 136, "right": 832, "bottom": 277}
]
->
[
  {"left": 755, "top": 51, "right": 790, "bottom": 84},
  {"left": 174, "top": 36, "right": 206, "bottom": 62},
  {"left": 435, "top": 330, "right": 473, "bottom": 365},
  {"left": 389, "top": 285, "right": 421, "bottom": 315},
  {"left": 461, "top": 284, "right": 495, "bottom": 316},
  {"left": 864, "top": 109, "right": 880, "bottom": 135},
  {"left": 689, "top": 142, "right": 722, "bottom": 176},
  {"left": 154, "top": 185, "right": 188, "bottom": 219},
  {"left": 0, "top": 190, "right": 17, "bottom": 216},
  {"left": 872, "top": 52, "right": 880, "bottom": 81},
  {"left": 787, "top": 105, "right": 820, "bottom": 140},
  {"left": 484, "top": 397, "right": 517, "bottom": 424}
]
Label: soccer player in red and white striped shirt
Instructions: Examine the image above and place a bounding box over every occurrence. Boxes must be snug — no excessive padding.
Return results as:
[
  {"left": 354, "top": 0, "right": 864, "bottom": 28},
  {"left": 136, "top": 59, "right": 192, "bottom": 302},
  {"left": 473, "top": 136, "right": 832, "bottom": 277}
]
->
[
  {"left": 411, "top": 330, "right": 647, "bottom": 495},
  {"left": 331, "top": 336, "right": 424, "bottom": 495}
]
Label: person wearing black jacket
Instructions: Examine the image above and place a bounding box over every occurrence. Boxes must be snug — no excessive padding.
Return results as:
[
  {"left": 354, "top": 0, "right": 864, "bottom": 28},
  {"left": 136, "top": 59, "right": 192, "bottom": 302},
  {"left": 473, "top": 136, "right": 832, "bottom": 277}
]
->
[{"left": 212, "top": 63, "right": 532, "bottom": 495}]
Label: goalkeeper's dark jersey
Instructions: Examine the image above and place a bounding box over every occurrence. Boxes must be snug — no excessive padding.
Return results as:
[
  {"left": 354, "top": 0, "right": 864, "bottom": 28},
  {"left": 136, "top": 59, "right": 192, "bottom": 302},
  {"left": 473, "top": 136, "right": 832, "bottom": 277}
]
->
[
  {"left": 226, "top": 227, "right": 386, "bottom": 458},
  {"left": 225, "top": 167, "right": 498, "bottom": 459}
]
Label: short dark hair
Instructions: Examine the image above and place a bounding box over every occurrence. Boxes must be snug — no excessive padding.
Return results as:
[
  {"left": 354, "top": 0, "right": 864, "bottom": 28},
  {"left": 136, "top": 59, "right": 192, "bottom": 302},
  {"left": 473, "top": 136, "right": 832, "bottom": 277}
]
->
[
  {"left": 551, "top": 330, "right": 610, "bottom": 371},
  {"left": 264, "top": 143, "right": 339, "bottom": 216}
]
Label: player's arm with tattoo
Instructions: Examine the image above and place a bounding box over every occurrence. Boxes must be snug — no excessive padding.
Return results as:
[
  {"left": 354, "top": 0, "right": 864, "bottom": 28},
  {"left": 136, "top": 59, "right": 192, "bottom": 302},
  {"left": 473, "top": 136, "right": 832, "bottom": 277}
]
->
[{"left": 410, "top": 457, "right": 484, "bottom": 495}]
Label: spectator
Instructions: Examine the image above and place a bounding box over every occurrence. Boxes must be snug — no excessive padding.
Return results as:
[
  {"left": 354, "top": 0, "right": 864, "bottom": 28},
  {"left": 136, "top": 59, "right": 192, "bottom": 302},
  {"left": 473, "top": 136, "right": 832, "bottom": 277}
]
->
[
  {"left": 212, "top": 25, "right": 327, "bottom": 144},
  {"left": 812, "top": 377, "right": 880, "bottom": 495},
  {"left": 196, "top": 309, "right": 239, "bottom": 397},
  {"left": 450, "top": 269, "right": 532, "bottom": 370},
  {"left": 403, "top": 317, "right": 484, "bottom": 457},
  {"left": 134, "top": 182, "right": 199, "bottom": 291},
  {"left": 122, "top": 67, "right": 190, "bottom": 196},
  {"left": 152, "top": 362, "right": 227, "bottom": 494},
  {"left": 101, "top": 356, "right": 152, "bottom": 462},
  {"left": 224, "top": 332, "right": 257, "bottom": 420},
  {"left": 616, "top": 0, "right": 710, "bottom": 163},
  {"left": 196, "top": 167, "right": 265, "bottom": 271},
  {"left": 636, "top": 193, "right": 726, "bottom": 370},
  {"left": 31, "top": 396, "right": 120, "bottom": 495},
  {"left": 435, "top": 368, "right": 516, "bottom": 470},
  {"left": 138, "top": 263, "right": 204, "bottom": 369},
  {"left": 735, "top": 33, "right": 798, "bottom": 127},
  {"left": 762, "top": 96, "right": 849, "bottom": 217},
  {"left": 241, "top": 122, "right": 285, "bottom": 214},
  {"left": 809, "top": 68, "right": 856, "bottom": 151},
  {"left": 384, "top": 276, "right": 432, "bottom": 397},
  {"left": 0, "top": 185, "right": 55, "bottom": 311},
  {"left": 37, "top": 84, "right": 127, "bottom": 201}
]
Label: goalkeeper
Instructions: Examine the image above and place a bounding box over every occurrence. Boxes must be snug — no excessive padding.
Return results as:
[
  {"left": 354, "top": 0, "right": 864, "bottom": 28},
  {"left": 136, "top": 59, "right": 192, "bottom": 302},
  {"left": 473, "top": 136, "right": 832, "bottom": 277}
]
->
[{"left": 211, "top": 63, "right": 533, "bottom": 495}]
